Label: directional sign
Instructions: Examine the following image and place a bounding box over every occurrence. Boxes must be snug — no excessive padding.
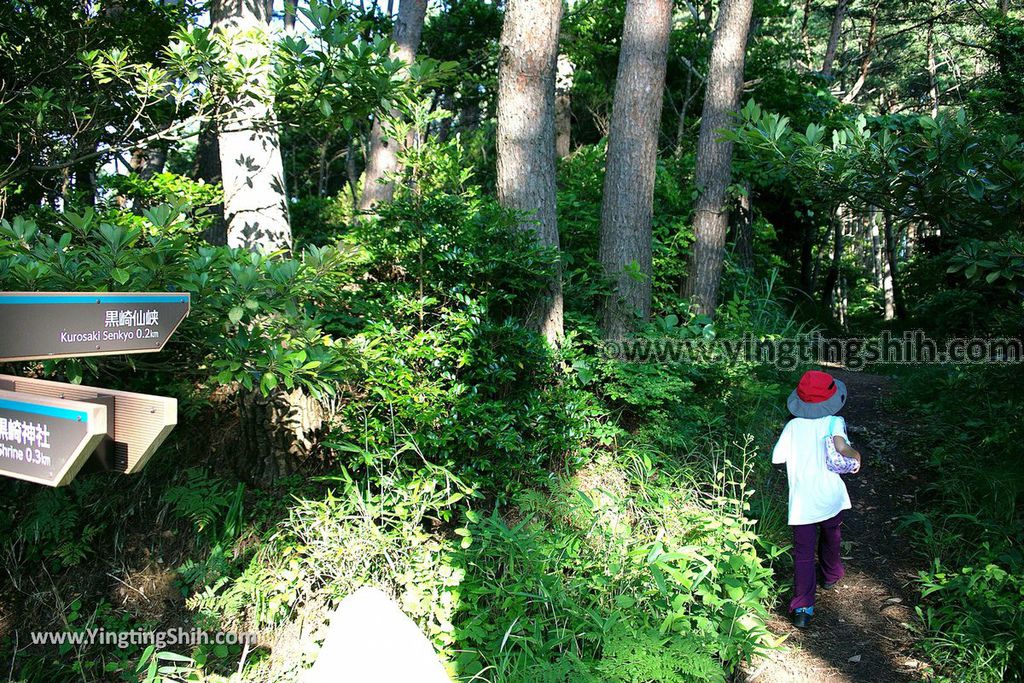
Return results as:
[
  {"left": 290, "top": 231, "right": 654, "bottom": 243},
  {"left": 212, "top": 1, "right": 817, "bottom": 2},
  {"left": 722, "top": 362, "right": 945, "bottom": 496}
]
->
[
  {"left": 0, "top": 292, "right": 190, "bottom": 362},
  {"left": 0, "top": 375, "right": 177, "bottom": 478},
  {"left": 0, "top": 389, "right": 108, "bottom": 487}
]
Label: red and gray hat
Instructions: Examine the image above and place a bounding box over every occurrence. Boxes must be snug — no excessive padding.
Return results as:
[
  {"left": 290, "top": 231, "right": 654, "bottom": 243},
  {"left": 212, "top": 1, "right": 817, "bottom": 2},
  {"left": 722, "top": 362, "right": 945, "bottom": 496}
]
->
[{"left": 787, "top": 370, "right": 847, "bottom": 418}]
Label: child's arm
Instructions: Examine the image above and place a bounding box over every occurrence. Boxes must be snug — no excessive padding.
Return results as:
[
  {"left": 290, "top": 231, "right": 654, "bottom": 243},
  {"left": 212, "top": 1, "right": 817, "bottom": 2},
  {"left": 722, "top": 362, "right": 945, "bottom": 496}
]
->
[{"left": 833, "top": 435, "right": 862, "bottom": 473}]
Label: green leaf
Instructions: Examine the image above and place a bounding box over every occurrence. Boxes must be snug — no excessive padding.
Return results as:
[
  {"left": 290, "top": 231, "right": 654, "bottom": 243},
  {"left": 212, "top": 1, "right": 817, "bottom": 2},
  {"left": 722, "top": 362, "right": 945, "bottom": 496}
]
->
[
  {"left": 966, "top": 176, "right": 985, "bottom": 201},
  {"left": 228, "top": 306, "right": 244, "bottom": 324}
]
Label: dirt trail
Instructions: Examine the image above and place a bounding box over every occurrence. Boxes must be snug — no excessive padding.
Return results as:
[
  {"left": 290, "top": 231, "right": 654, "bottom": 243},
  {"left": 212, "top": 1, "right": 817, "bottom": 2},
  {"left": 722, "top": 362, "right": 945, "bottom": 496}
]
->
[{"left": 742, "top": 369, "right": 932, "bottom": 683}]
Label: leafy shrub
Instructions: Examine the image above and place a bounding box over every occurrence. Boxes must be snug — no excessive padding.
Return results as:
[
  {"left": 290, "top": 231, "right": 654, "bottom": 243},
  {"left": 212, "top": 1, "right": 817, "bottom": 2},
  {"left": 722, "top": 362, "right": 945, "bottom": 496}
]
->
[
  {"left": 0, "top": 200, "right": 353, "bottom": 400},
  {"left": 893, "top": 365, "right": 1024, "bottom": 681},
  {"left": 916, "top": 549, "right": 1024, "bottom": 682},
  {"left": 452, "top": 449, "right": 776, "bottom": 680}
]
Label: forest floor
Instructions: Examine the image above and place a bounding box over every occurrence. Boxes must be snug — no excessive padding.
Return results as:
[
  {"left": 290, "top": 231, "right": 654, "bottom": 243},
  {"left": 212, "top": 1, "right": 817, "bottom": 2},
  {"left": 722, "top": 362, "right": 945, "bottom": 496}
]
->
[{"left": 741, "top": 369, "right": 935, "bottom": 683}]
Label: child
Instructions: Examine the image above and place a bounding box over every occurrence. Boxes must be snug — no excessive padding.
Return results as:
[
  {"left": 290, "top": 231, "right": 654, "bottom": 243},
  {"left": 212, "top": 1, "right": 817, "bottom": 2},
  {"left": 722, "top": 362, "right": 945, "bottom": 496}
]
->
[{"left": 772, "top": 370, "right": 862, "bottom": 629}]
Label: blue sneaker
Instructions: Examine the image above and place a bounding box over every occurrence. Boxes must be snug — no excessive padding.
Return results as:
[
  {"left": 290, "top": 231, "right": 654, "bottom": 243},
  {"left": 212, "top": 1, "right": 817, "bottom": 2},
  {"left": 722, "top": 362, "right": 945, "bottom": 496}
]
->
[{"left": 792, "top": 606, "right": 814, "bottom": 629}]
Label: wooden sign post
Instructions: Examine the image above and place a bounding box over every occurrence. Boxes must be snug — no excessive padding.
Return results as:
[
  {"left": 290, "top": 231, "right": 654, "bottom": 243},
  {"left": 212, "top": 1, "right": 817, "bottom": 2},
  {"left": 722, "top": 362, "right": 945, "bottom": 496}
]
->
[{"left": 0, "top": 292, "right": 189, "bottom": 486}]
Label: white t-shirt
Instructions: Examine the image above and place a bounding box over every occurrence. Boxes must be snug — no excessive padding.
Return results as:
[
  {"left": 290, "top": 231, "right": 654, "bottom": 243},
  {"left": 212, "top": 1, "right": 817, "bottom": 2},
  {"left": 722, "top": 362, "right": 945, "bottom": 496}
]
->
[{"left": 772, "top": 415, "right": 852, "bottom": 526}]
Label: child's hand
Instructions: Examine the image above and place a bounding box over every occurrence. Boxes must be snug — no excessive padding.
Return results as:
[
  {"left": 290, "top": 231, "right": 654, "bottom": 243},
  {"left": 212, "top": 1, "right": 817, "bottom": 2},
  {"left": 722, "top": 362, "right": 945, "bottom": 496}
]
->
[{"left": 851, "top": 451, "right": 862, "bottom": 473}]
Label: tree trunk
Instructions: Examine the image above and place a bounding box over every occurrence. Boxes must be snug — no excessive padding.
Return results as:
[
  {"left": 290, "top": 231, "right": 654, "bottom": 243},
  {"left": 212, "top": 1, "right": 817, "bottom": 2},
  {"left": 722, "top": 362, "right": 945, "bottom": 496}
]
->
[
  {"left": 674, "top": 67, "right": 694, "bottom": 154},
  {"left": 496, "top": 0, "right": 565, "bottom": 346},
  {"left": 211, "top": 0, "right": 292, "bottom": 252},
  {"left": 822, "top": 207, "right": 843, "bottom": 309},
  {"left": 869, "top": 209, "right": 884, "bottom": 289},
  {"left": 358, "top": 0, "right": 428, "bottom": 211},
  {"left": 555, "top": 55, "right": 575, "bottom": 158},
  {"left": 684, "top": 0, "right": 755, "bottom": 318},
  {"left": 597, "top": 0, "right": 673, "bottom": 339},
  {"left": 194, "top": 121, "right": 227, "bottom": 245},
  {"left": 882, "top": 210, "right": 906, "bottom": 318},
  {"left": 927, "top": 18, "right": 939, "bottom": 118},
  {"left": 227, "top": 385, "right": 328, "bottom": 486},
  {"left": 346, "top": 135, "right": 360, "bottom": 205},
  {"left": 284, "top": 0, "right": 297, "bottom": 32},
  {"left": 842, "top": 2, "right": 878, "bottom": 103},
  {"left": 130, "top": 144, "right": 167, "bottom": 180},
  {"left": 799, "top": 221, "right": 816, "bottom": 296},
  {"left": 800, "top": 0, "right": 814, "bottom": 65},
  {"left": 821, "top": 0, "right": 849, "bottom": 76},
  {"left": 732, "top": 181, "right": 754, "bottom": 270}
]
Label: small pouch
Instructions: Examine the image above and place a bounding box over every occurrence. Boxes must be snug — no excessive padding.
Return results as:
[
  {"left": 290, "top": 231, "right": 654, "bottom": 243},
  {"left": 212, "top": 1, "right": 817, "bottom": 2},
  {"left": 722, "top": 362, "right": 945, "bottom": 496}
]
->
[{"left": 824, "top": 416, "right": 859, "bottom": 474}]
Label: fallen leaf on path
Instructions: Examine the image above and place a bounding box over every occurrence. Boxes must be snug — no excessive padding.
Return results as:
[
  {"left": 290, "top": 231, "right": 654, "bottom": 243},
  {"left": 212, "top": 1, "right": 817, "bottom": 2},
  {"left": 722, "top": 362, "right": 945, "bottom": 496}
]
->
[{"left": 884, "top": 597, "right": 903, "bottom": 604}]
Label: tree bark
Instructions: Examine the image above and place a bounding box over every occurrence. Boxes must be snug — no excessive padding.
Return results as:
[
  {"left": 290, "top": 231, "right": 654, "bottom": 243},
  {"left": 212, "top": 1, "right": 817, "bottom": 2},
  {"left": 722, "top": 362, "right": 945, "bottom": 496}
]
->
[
  {"left": 882, "top": 210, "right": 906, "bottom": 318},
  {"left": 822, "top": 207, "right": 843, "bottom": 309},
  {"left": 927, "top": 18, "right": 939, "bottom": 118},
  {"left": 130, "top": 144, "right": 167, "bottom": 180},
  {"left": 822, "top": 0, "right": 849, "bottom": 76},
  {"left": 496, "top": 0, "right": 565, "bottom": 346},
  {"left": 358, "top": 0, "right": 428, "bottom": 211},
  {"left": 226, "top": 385, "right": 327, "bottom": 486},
  {"left": 193, "top": 121, "right": 227, "bottom": 245},
  {"left": 211, "top": 0, "right": 292, "bottom": 252},
  {"left": 597, "top": 0, "right": 673, "bottom": 339},
  {"left": 684, "top": 0, "right": 755, "bottom": 318},
  {"left": 732, "top": 181, "right": 754, "bottom": 270},
  {"left": 555, "top": 55, "right": 575, "bottom": 158}
]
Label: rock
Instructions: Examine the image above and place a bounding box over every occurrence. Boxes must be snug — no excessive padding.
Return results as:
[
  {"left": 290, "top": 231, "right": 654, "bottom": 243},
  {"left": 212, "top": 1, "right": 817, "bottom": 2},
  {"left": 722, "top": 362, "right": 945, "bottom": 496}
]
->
[
  {"left": 303, "top": 587, "right": 452, "bottom": 683},
  {"left": 848, "top": 654, "right": 862, "bottom": 663}
]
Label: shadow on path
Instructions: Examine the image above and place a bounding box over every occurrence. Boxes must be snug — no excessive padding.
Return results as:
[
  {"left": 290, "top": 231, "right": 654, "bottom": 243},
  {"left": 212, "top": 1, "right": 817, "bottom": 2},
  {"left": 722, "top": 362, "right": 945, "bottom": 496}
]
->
[{"left": 742, "top": 369, "right": 933, "bottom": 683}]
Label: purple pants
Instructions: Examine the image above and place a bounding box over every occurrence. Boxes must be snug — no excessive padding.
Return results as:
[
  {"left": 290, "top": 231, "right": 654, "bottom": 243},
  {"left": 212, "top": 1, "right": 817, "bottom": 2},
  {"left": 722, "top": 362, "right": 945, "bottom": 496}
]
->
[{"left": 790, "top": 511, "right": 845, "bottom": 611}]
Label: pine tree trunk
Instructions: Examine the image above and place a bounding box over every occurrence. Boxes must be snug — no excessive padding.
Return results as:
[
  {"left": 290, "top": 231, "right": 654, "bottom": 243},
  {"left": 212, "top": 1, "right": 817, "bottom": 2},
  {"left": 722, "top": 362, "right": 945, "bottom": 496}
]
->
[
  {"left": 211, "top": 0, "right": 292, "bottom": 251},
  {"left": 842, "top": 2, "right": 878, "bottom": 103},
  {"left": 555, "top": 55, "right": 575, "bottom": 158},
  {"left": 684, "top": 0, "right": 755, "bottom": 318},
  {"left": 194, "top": 122, "right": 227, "bottom": 245},
  {"left": 821, "top": 0, "right": 849, "bottom": 76},
  {"left": 358, "top": 0, "right": 428, "bottom": 211},
  {"left": 822, "top": 207, "right": 843, "bottom": 309},
  {"left": 496, "top": 0, "right": 565, "bottom": 346},
  {"left": 598, "top": 0, "right": 673, "bottom": 339},
  {"left": 733, "top": 181, "right": 754, "bottom": 270},
  {"left": 883, "top": 210, "right": 906, "bottom": 319},
  {"left": 227, "top": 385, "right": 328, "bottom": 486},
  {"left": 927, "top": 19, "right": 939, "bottom": 118}
]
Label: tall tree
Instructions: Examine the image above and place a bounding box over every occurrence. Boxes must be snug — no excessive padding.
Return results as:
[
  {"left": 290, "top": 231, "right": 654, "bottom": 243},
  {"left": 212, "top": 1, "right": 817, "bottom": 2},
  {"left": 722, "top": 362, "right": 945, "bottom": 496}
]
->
[
  {"left": 358, "top": 0, "right": 428, "bottom": 211},
  {"left": 212, "top": 0, "right": 292, "bottom": 251},
  {"left": 842, "top": 1, "right": 879, "bottom": 103},
  {"left": 496, "top": 0, "right": 565, "bottom": 345},
  {"left": 597, "top": 0, "right": 673, "bottom": 339},
  {"left": 927, "top": 14, "right": 939, "bottom": 117},
  {"left": 684, "top": 0, "right": 754, "bottom": 317},
  {"left": 822, "top": 0, "right": 849, "bottom": 76}
]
